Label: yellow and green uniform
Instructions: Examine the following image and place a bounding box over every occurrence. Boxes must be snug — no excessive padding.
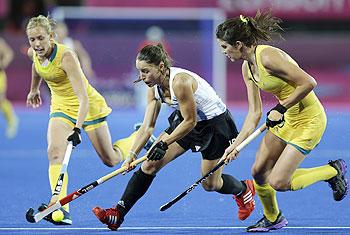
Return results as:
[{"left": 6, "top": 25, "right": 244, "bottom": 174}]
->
[
  {"left": 33, "top": 43, "right": 113, "bottom": 212},
  {"left": 33, "top": 43, "right": 112, "bottom": 131},
  {"left": 33, "top": 43, "right": 138, "bottom": 213},
  {"left": 248, "top": 45, "right": 327, "bottom": 154},
  {"left": 247, "top": 45, "right": 336, "bottom": 222},
  {"left": 0, "top": 70, "right": 18, "bottom": 138}
]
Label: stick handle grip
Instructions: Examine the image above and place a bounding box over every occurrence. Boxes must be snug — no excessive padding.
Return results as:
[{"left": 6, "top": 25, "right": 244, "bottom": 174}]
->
[
  {"left": 61, "top": 142, "right": 73, "bottom": 173},
  {"left": 236, "top": 124, "right": 267, "bottom": 152}
]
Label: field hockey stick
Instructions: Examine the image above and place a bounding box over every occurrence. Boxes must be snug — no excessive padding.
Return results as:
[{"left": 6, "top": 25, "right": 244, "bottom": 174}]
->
[
  {"left": 159, "top": 124, "right": 267, "bottom": 212},
  {"left": 26, "top": 155, "right": 147, "bottom": 223},
  {"left": 48, "top": 141, "right": 73, "bottom": 206}
]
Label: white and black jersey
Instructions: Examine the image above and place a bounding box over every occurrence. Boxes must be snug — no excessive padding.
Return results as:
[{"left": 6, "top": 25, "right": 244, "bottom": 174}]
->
[
  {"left": 155, "top": 67, "right": 238, "bottom": 160},
  {"left": 155, "top": 67, "right": 226, "bottom": 121}
]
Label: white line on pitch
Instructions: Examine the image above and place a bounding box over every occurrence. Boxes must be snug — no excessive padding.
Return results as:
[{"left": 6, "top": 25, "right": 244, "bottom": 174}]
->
[{"left": 1, "top": 226, "right": 350, "bottom": 230}]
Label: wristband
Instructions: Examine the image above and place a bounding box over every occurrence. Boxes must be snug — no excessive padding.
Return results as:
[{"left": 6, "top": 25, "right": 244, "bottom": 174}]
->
[{"left": 274, "top": 104, "right": 287, "bottom": 114}]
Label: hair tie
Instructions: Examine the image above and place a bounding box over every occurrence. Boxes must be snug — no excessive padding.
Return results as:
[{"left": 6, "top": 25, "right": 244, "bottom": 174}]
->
[{"left": 240, "top": 15, "right": 248, "bottom": 24}]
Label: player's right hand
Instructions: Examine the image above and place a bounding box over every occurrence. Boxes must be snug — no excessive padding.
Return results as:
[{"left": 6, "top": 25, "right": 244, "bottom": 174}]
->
[
  {"left": 26, "top": 90, "right": 42, "bottom": 108},
  {"left": 67, "top": 127, "right": 82, "bottom": 147},
  {"left": 122, "top": 154, "right": 137, "bottom": 173},
  {"left": 266, "top": 103, "right": 287, "bottom": 128}
]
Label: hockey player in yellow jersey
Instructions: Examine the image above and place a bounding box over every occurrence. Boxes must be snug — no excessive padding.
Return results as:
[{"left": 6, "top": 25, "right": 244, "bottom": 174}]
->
[
  {"left": 216, "top": 11, "right": 348, "bottom": 232},
  {"left": 25, "top": 15, "right": 154, "bottom": 225},
  {"left": 0, "top": 37, "right": 18, "bottom": 139}
]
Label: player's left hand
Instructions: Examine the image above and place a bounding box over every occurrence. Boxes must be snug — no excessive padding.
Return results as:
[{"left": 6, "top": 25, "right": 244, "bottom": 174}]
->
[
  {"left": 266, "top": 103, "right": 287, "bottom": 128},
  {"left": 67, "top": 127, "right": 81, "bottom": 147},
  {"left": 147, "top": 141, "right": 168, "bottom": 161},
  {"left": 26, "top": 90, "right": 42, "bottom": 108}
]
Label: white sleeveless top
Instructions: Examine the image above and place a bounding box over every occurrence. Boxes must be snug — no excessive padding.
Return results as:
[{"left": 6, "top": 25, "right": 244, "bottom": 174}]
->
[{"left": 155, "top": 67, "right": 226, "bottom": 121}]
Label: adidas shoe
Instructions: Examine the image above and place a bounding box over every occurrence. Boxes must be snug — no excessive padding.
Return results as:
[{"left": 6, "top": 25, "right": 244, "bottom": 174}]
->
[
  {"left": 92, "top": 206, "right": 124, "bottom": 231},
  {"left": 234, "top": 179, "right": 256, "bottom": 220}
]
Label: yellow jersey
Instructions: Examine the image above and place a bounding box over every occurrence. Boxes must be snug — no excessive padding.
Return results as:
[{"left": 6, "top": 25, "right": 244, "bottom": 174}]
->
[
  {"left": 33, "top": 43, "right": 111, "bottom": 121},
  {"left": 246, "top": 45, "right": 327, "bottom": 152}
]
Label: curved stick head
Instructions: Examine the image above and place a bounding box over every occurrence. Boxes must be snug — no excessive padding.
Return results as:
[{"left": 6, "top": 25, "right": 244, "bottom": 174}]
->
[
  {"left": 26, "top": 208, "right": 35, "bottom": 223},
  {"left": 159, "top": 203, "right": 172, "bottom": 211}
]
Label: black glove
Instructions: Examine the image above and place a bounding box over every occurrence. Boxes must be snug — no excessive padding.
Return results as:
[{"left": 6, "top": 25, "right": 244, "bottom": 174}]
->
[
  {"left": 147, "top": 141, "right": 168, "bottom": 161},
  {"left": 67, "top": 127, "right": 81, "bottom": 147},
  {"left": 266, "top": 103, "right": 287, "bottom": 128}
]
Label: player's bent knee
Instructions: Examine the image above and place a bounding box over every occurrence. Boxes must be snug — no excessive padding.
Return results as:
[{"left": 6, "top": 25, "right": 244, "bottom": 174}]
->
[
  {"left": 201, "top": 181, "right": 217, "bottom": 192},
  {"left": 101, "top": 158, "right": 115, "bottom": 167},
  {"left": 47, "top": 146, "right": 64, "bottom": 163},
  {"left": 251, "top": 165, "right": 266, "bottom": 182},
  {"left": 97, "top": 150, "right": 122, "bottom": 167},
  {"left": 48, "top": 155, "right": 62, "bottom": 164},
  {"left": 141, "top": 162, "right": 161, "bottom": 175},
  {"left": 268, "top": 178, "right": 290, "bottom": 191}
]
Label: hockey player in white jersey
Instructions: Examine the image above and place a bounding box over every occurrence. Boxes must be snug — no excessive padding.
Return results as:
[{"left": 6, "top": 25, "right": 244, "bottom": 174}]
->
[{"left": 92, "top": 44, "right": 256, "bottom": 231}]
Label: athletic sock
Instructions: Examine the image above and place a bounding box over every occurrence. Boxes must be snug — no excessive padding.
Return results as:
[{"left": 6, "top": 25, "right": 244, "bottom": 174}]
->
[
  {"left": 116, "top": 168, "right": 155, "bottom": 217},
  {"left": 254, "top": 181, "right": 279, "bottom": 222},
  {"left": 113, "top": 131, "right": 138, "bottom": 160},
  {"left": 0, "top": 99, "right": 15, "bottom": 124},
  {"left": 291, "top": 165, "right": 338, "bottom": 191},
  {"left": 49, "top": 164, "right": 69, "bottom": 211},
  {"left": 0, "top": 99, "right": 18, "bottom": 138},
  {"left": 216, "top": 174, "right": 246, "bottom": 195}
]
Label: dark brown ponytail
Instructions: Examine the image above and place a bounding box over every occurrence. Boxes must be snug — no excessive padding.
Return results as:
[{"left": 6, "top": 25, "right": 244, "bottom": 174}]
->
[{"left": 216, "top": 10, "right": 284, "bottom": 47}]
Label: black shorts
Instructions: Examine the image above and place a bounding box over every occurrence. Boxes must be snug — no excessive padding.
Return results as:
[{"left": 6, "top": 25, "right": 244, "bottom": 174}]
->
[{"left": 165, "top": 109, "right": 238, "bottom": 160}]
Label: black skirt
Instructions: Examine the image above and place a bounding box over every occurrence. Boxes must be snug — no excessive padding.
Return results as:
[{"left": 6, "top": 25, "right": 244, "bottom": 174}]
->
[{"left": 165, "top": 109, "right": 238, "bottom": 160}]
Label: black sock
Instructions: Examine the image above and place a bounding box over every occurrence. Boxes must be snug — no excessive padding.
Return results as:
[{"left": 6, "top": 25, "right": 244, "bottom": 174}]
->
[
  {"left": 116, "top": 168, "right": 155, "bottom": 217},
  {"left": 216, "top": 174, "right": 246, "bottom": 195}
]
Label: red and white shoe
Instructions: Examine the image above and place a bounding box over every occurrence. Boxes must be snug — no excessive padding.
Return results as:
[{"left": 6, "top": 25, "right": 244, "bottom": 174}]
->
[
  {"left": 234, "top": 180, "right": 256, "bottom": 220},
  {"left": 92, "top": 206, "right": 124, "bottom": 231}
]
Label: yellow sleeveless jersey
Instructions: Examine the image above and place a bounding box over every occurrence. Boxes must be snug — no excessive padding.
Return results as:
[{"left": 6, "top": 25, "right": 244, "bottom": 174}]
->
[
  {"left": 247, "top": 45, "right": 327, "bottom": 152},
  {"left": 33, "top": 43, "right": 111, "bottom": 121}
]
